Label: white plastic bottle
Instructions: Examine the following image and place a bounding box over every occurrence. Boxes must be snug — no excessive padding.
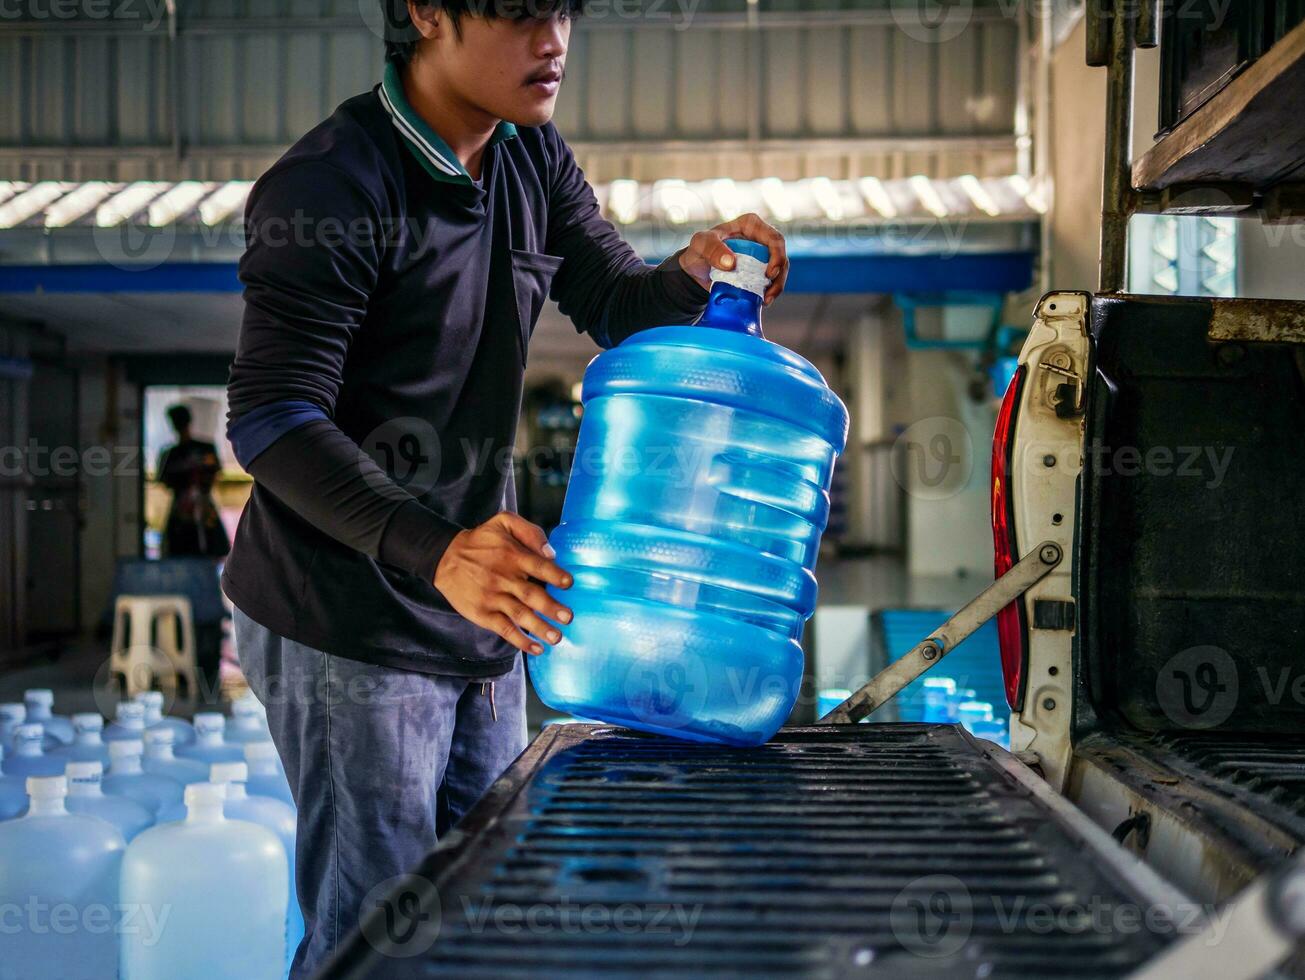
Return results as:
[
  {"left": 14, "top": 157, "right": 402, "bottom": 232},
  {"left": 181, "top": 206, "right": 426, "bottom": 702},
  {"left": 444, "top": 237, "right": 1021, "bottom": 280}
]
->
[
  {"left": 50, "top": 712, "right": 112, "bottom": 766},
  {"left": 22, "top": 688, "right": 74, "bottom": 745},
  {"left": 226, "top": 695, "right": 272, "bottom": 744},
  {"left": 133, "top": 691, "right": 196, "bottom": 746},
  {"left": 211, "top": 762, "right": 303, "bottom": 973},
  {"left": 176, "top": 713, "right": 244, "bottom": 766},
  {"left": 65, "top": 760, "right": 154, "bottom": 841},
  {"left": 0, "top": 775, "right": 126, "bottom": 978},
  {"left": 102, "top": 739, "right": 185, "bottom": 817},
  {"left": 141, "top": 728, "right": 209, "bottom": 785},
  {"left": 121, "top": 782, "right": 288, "bottom": 980},
  {"left": 103, "top": 700, "right": 149, "bottom": 743},
  {"left": 1, "top": 723, "right": 65, "bottom": 778}
]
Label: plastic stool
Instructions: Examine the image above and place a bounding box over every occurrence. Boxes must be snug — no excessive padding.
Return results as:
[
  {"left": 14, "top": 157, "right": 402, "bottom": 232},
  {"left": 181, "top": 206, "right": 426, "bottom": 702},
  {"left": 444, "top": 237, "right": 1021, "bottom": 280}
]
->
[{"left": 110, "top": 595, "right": 198, "bottom": 699}]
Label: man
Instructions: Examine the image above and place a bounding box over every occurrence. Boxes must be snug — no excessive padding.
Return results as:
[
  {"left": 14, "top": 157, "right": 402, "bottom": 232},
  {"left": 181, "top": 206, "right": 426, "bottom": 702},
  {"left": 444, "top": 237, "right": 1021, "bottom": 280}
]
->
[
  {"left": 157, "top": 404, "right": 229, "bottom": 560},
  {"left": 223, "top": 0, "right": 789, "bottom": 974}
]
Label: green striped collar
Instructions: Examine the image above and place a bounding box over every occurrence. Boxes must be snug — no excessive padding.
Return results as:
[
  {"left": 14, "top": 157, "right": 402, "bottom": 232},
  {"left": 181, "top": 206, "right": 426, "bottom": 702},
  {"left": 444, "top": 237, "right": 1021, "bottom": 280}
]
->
[{"left": 379, "top": 61, "right": 518, "bottom": 184}]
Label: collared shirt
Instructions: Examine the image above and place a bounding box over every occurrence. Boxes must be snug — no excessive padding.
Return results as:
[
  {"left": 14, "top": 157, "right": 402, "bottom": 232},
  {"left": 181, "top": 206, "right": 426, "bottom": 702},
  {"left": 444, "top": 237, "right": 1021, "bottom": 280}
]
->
[{"left": 223, "top": 69, "right": 708, "bottom": 677}]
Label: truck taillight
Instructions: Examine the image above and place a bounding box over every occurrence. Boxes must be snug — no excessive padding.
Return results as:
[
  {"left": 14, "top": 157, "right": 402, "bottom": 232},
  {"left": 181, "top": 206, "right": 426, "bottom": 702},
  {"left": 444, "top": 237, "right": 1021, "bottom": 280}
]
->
[{"left": 992, "top": 366, "right": 1028, "bottom": 711}]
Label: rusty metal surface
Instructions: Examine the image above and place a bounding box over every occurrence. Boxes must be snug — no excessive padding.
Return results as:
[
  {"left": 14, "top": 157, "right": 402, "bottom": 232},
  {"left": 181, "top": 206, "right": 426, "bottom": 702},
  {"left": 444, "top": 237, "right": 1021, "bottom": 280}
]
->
[
  {"left": 321, "top": 724, "right": 1182, "bottom": 979},
  {"left": 1207, "top": 297, "right": 1305, "bottom": 344}
]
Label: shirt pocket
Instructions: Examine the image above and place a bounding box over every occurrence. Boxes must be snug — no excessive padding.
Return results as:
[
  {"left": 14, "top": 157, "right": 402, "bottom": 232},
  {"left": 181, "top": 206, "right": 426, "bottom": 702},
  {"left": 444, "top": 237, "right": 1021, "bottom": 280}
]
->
[{"left": 509, "top": 248, "right": 564, "bottom": 366}]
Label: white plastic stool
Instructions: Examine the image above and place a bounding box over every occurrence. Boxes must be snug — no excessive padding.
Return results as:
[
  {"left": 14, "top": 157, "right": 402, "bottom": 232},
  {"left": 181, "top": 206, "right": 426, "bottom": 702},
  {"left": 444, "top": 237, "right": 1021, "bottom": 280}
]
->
[{"left": 110, "top": 595, "right": 198, "bottom": 699}]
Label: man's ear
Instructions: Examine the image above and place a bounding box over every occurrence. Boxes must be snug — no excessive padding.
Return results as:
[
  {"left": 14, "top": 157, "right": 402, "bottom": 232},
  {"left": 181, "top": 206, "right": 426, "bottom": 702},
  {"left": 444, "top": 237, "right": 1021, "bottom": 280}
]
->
[{"left": 407, "top": 0, "right": 442, "bottom": 40}]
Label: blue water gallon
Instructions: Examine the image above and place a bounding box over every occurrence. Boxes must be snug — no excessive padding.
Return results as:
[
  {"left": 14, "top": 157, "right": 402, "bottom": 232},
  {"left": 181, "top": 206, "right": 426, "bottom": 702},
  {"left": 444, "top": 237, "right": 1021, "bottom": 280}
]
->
[
  {"left": 121, "top": 782, "right": 288, "bottom": 980},
  {"left": 142, "top": 728, "right": 209, "bottom": 785},
  {"left": 135, "top": 691, "right": 196, "bottom": 747},
  {"left": 529, "top": 240, "right": 848, "bottom": 747},
  {"left": 0, "top": 775, "right": 126, "bottom": 979},
  {"left": 2, "top": 701, "right": 59, "bottom": 752},
  {"left": 103, "top": 739, "right": 185, "bottom": 817},
  {"left": 226, "top": 696, "right": 272, "bottom": 744},
  {"left": 176, "top": 713, "right": 244, "bottom": 766},
  {"left": 2, "top": 724, "right": 65, "bottom": 778},
  {"left": 104, "top": 700, "right": 149, "bottom": 743},
  {"left": 49, "top": 712, "right": 112, "bottom": 767},
  {"left": 0, "top": 747, "right": 27, "bottom": 821},
  {"left": 243, "top": 742, "right": 295, "bottom": 810},
  {"left": 65, "top": 760, "right": 154, "bottom": 841},
  {"left": 23, "top": 689, "right": 74, "bottom": 745}
]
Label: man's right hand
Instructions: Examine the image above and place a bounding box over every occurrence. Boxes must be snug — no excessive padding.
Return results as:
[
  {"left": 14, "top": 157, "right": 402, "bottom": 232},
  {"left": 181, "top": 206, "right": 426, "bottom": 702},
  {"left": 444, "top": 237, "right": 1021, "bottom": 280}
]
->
[{"left": 433, "top": 512, "right": 574, "bottom": 655}]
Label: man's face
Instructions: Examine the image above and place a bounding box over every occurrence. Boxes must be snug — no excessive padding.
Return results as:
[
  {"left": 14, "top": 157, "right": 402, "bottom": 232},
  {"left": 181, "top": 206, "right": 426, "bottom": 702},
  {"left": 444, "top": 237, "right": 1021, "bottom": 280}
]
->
[{"left": 417, "top": 8, "right": 571, "bottom": 127}]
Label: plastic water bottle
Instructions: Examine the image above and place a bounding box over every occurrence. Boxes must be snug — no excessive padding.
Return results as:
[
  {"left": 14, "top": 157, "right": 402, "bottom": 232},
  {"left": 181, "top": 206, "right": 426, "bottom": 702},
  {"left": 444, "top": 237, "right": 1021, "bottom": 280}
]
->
[
  {"left": 2, "top": 724, "right": 65, "bottom": 778},
  {"left": 2, "top": 701, "right": 59, "bottom": 752},
  {"left": 22, "top": 688, "right": 74, "bottom": 745},
  {"left": 226, "top": 695, "right": 271, "bottom": 744},
  {"left": 211, "top": 762, "right": 303, "bottom": 973},
  {"left": 134, "top": 691, "right": 196, "bottom": 746},
  {"left": 49, "top": 712, "right": 112, "bottom": 766},
  {"left": 142, "top": 728, "right": 209, "bottom": 785},
  {"left": 529, "top": 240, "right": 849, "bottom": 747},
  {"left": 65, "top": 760, "right": 154, "bottom": 842},
  {"left": 121, "top": 782, "right": 288, "bottom": 980},
  {"left": 177, "top": 713, "right": 245, "bottom": 766},
  {"left": 0, "top": 746, "right": 28, "bottom": 820},
  {"left": 103, "top": 739, "right": 185, "bottom": 817},
  {"left": 0, "top": 775, "right": 126, "bottom": 979},
  {"left": 244, "top": 742, "right": 295, "bottom": 809},
  {"left": 103, "top": 700, "right": 150, "bottom": 743}
]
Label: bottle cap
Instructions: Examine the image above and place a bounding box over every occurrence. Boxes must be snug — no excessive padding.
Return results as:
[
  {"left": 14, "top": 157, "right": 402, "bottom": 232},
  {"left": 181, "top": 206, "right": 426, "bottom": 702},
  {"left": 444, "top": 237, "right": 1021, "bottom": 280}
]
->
[
  {"left": 15, "top": 723, "right": 44, "bottom": 743},
  {"left": 0, "top": 703, "right": 24, "bottom": 722},
  {"left": 210, "top": 762, "right": 249, "bottom": 784},
  {"left": 109, "top": 739, "right": 145, "bottom": 758},
  {"left": 134, "top": 691, "right": 164, "bottom": 708},
  {"left": 116, "top": 702, "right": 146, "bottom": 724},
  {"left": 72, "top": 713, "right": 104, "bottom": 732},
  {"left": 66, "top": 761, "right": 104, "bottom": 782},
  {"left": 194, "top": 712, "right": 225, "bottom": 734},
  {"left": 244, "top": 741, "right": 278, "bottom": 762},
  {"left": 184, "top": 782, "right": 227, "bottom": 808},
  {"left": 144, "top": 727, "right": 175, "bottom": 745},
  {"left": 24, "top": 689, "right": 54, "bottom": 707},
  {"left": 27, "top": 775, "right": 67, "bottom": 799},
  {"left": 723, "top": 238, "right": 770, "bottom": 263},
  {"left": 232, "top": 696, "right": 262, "bottom": 718}
]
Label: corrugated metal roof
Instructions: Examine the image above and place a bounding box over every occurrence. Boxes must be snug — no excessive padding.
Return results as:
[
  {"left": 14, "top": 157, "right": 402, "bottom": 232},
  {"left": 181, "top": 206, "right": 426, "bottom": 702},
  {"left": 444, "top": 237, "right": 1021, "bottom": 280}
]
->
[{"left": 0, "top": 0, "right": 1025, "bottom": 182}]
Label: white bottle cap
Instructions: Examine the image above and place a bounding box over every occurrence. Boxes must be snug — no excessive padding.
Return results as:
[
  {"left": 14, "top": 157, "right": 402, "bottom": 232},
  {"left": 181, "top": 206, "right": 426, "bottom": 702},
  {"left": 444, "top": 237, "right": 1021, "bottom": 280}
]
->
[
  {"left": 194, "top": 712, "right": 225, "bottom": 734},
  {"left": 15, "top": 723, "right": 44, "bottom": 743},
  {"left": 232, "top": 698, "right": 261, "bottom": 718},
  {"left": 116, "top": 702, "right": 146, "bottom": 725},
  {"left": 109, "top": 738, "right": 145, "bottom": 758},
  {"left": 135, "top": 691, "right": 164, "bottom": 708},
  {"left": 184, "top": 781, "right": 227, "bottom": 808},
  {"left": 210, "top": 761, "right": 249, "bottom": 784},
  {"left": 144, "top": 727, "right": 175, "bottom": 745},
  {"left": 244, "top": 741, "right": 277, "bottom": 762},
  {"left": 24, "top": 689, "right": 54, "bottom": 707},
  {"left": 66, "top": 761, "right": 104, "bottom": 783},
  {"left": 0, "top": 703, "right": 24, "bottom": 722},
  {"left": 27, "top": 775, "right": 67, "bottom": 799},
  {"left": 72, "top": 713, "right": 104, "bottom": 732}
]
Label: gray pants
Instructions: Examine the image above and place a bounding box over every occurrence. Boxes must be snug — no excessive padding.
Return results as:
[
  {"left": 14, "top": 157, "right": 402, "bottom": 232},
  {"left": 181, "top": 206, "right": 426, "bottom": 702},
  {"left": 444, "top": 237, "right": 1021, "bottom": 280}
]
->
[{"left": 233, "top": 606, "right": 527, "bottom": 979}]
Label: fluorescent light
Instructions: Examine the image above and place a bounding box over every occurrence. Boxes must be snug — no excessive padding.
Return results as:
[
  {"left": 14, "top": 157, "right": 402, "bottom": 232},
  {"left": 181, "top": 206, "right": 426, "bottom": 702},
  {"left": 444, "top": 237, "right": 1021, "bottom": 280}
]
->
[
  {"left": 45, "top": 182, "right": 115, "bottom": 228},
  {"left": 959, "top": 174, "right": 1000, "bottom": 217},
  {"left": 857, "top": 177, "right": 898, "bottom": 219},
  {"left": 909, "top": 175, "right": 949, "bottom": 219},
  {"left": 198, "top": 181, "right": 252, "bottom": 225},
  {"left": 809, "top": 177, "right": 845, "bottom": 221},
  {"left": 0, "top": 182, "right": 71, "bottom": 229},
  {"left": 1008, "top": 174, "right": 1048, "bottom": 214},
  {"left": 0, "top": 182, "right": 25, "bottom": 208},
  {"left": 758, "top": 177, "right": 793, "bottom": 223},
  {"left": 653, "top": 179, "right": 696, "bottom": 225},
  {"left": 607, "top": 179, "right": 641, "bottom": 225},
  {"left": 710, "top": 178, "right": 742, "bottom": 221},
  {"left": 97, "top": 182, "right": 169, "bottom": 227},
  {"left": 149, "top": 181, "right": 211, "bottom": 226}
]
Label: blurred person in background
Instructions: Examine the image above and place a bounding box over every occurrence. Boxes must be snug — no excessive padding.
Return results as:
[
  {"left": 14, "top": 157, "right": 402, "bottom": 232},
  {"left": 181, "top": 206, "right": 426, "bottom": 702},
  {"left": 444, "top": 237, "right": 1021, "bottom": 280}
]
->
[{"left": 157, "top": 404, "right": 231, "bottom": 559}]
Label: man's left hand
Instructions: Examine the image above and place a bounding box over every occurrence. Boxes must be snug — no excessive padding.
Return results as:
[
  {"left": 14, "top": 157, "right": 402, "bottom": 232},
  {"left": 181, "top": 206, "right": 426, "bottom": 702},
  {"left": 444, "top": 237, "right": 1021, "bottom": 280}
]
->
[{"left": 678, "top": 213, "right": 789, "bottom": 307}]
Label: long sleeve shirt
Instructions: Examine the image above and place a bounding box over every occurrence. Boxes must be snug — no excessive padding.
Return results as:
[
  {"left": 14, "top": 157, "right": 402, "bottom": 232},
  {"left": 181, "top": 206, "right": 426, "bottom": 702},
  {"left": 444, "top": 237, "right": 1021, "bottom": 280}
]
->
[{"left": 221, "top": 65, "right": 708, "bottom": 677}]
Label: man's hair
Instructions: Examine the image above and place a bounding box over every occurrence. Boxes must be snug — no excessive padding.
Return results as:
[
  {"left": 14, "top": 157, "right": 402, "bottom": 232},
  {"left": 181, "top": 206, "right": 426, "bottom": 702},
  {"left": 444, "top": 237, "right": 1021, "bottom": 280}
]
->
[
  {"left": 382, "top": 0, "right": 586, "bottom": 67},
  {"left": 167, "top": 404, "right": 192, "bottom": 431}
]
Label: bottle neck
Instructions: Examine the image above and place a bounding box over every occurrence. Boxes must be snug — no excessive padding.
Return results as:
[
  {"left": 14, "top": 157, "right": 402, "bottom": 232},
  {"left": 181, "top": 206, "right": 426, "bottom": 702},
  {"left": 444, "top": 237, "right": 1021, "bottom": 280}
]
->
[
  {"left": 198, "top": 731, "right": 222, "bottom": 746},
  {"left": 697, "top": 281, "right": 765, "bottom": 338},
  {"left": 15, "top": 740, "right": 42, "bottom": 758},
  {"left": 223, "top": 782, "right": 247, "bottom": 801},
  {"left": 111, "top": 755, "right": 144, "bottom": 775},
  {"left": 77, "top": 732, "right": 104, "bottom": 747},
  {"left": 186, "top": 803, "right": 224, "bottom": 824},
  {"left": 28, "top": 797, "right": 67, "bottom": 817},
  {"left": 149, "top": 745, "right": 175, "bottom": 760},
  {"left": 68, "top": 780, "right": 103, "bottom": 799}
]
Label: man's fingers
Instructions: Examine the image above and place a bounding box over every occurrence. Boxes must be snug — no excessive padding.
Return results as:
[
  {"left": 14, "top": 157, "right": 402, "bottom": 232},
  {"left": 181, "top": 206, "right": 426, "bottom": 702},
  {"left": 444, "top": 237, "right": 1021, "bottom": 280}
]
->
[
  {"left": 508, "top": 579, "right": 573, "bottom": 626},
  {"left": 497, "top": 511, "right": 555, "bottom": 558},
  {"left": 487, "top": 612, "right": 542, "bottom": 655},
  {"left": 510, "top": 546, "right": 573, "bottom": 590},
  {"left": 690, "top": 230, "right": 735, "bottom": 273},
  {"left": 501, "top": 599, "right": 562, "bottom": 647}
]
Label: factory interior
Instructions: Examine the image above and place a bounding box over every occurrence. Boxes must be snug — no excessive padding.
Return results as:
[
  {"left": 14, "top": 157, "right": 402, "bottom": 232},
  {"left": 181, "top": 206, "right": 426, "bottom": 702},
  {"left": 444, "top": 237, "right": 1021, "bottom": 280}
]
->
[{"left": 2, "top": 1, "right": 1305, "bottom": 978}]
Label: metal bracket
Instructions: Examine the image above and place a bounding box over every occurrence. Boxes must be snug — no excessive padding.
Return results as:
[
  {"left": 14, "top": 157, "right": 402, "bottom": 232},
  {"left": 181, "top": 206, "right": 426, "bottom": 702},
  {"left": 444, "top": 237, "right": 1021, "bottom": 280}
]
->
[{"left": 819, "top": 541, "right": 1064, "bottom": 725}]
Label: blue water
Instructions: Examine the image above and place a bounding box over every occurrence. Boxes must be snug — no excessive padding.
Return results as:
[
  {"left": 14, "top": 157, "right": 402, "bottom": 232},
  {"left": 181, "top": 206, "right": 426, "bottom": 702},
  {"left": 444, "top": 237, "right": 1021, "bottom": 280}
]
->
[{"left": 529, "top": 241, "right": 848, "bottom": 747}]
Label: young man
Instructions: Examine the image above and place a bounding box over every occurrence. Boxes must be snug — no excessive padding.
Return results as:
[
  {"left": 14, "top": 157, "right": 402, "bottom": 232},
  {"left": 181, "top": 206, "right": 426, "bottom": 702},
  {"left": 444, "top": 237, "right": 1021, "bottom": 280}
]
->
[{"left": 223, "top": 0, "right": 789, "bottom": 973}]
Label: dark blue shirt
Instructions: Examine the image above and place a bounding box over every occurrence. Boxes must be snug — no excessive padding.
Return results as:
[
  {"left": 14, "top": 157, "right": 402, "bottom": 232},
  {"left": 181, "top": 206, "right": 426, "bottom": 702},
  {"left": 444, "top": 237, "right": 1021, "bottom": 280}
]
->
[{"left": 222, "top": 69, "right": 707, "bottom": 677}]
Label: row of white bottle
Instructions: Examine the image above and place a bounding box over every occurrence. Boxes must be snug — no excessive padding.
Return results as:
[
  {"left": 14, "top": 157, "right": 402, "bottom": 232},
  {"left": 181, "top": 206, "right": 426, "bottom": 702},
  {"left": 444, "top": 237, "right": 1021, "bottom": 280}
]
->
[{"left": 0, "top": 769, "right": 293, "bottom": 980}]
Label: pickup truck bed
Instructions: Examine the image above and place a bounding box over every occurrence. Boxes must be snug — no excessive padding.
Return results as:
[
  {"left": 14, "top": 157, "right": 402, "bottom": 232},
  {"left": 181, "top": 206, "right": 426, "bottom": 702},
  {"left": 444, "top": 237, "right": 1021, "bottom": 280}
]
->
[{"left": 323, "top": 724, "right": 1192, "bottom": 979}]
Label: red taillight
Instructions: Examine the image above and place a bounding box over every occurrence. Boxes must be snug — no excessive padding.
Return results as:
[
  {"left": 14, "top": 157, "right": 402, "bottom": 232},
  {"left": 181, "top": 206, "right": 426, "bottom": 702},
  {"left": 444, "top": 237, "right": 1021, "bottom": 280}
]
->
[{"left": 992, "top": 366, "right": 1028, "bottom": 711}]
